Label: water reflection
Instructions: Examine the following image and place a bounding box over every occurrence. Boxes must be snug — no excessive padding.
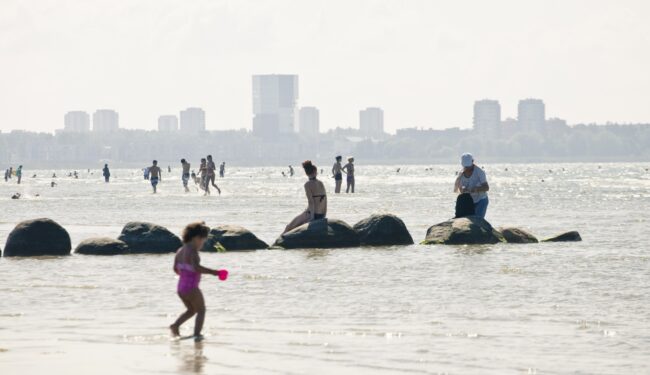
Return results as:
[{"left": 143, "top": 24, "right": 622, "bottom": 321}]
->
[{"left": 171, "top": 340, "right": 207, "bottom": 374}]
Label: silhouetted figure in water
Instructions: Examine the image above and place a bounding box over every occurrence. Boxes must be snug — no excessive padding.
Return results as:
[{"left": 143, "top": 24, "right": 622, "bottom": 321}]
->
[
  {"left": 332, "top": 156, "right": 343, "bottom": 194},
  {"left": 102, "top": 164, "right": 110, "bottom": 182}
]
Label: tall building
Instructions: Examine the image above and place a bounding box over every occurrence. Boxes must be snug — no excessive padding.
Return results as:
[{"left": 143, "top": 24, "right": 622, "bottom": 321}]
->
[
  {"left": 252, "top": 74, "right": 299, "bottom": 137},
  {"left": 359, "top": 107, "right": 384, "bottom": 138},
  {"left": 299, "top": 107, "right": 319, "bottom": 137},
  {"left": 473, "top": 99, "right": 501, "bottom": 134},
  {"left": 63, "top": 111, "right": 90, "bottom": 133},
  {"left": 517, "top": 99, "right": 545, "bottom": 132},
  {"left": 92, "top": 109, "right": 119, "bottom": 132},
  {"left": 158, "top": 115, "right": 179, "bottom": 132},
  {"left": 180, "top": 108, "right": 205, "bottom": 132}
]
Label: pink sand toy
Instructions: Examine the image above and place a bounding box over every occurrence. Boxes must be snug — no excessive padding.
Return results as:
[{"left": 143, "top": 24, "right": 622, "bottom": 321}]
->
[{"left": 216, "top": 269, "right": 228, "bottom": 281}]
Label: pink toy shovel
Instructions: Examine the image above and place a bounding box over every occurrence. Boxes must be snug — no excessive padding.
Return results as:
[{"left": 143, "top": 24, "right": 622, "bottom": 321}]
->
[{"left": 216, "top": 269, "right": 229, "bottom": 281}]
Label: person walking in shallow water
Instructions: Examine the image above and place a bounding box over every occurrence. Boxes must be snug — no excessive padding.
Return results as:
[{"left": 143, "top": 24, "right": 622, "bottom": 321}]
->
[
  {"left": 102, "top": 164, "right": 110, "bottom": 182},
  {"left": 332, "top": 156, "right": 343, "bottom": 193},
  {"left": 283, "top": 161, "right": 328, "bottom": 234},
  {"left": 206, "top": 155, "right": 221, "bottom": 194},
  {"left": 342, "top": 157, "right": 355, "bottom": 193},
  {"left": 181, "top": 159, "right": 191, "bottom": 193},
  {"left": 170, "top": 222, "right": 226, "bottom": 342},
  {"left": 454, "top": 153, "right": 490, "bottom": 218},
  {"left": 16, "top": 165, "right": 23, "bottom": 184},
  {"left": 148, "top": 160, "right": 162, "bottom": 193}
]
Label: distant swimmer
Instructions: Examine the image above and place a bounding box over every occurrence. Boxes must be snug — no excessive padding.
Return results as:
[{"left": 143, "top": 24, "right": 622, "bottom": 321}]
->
[
  {"left": 283, "top": 161, "right": 328, "bottom": 234},
  {"left": 32, "top": 174, "right": 37, "bottom": 178},
  {"left": 102, "top": 164, "right": 111, "bottom": 183},
  {"left": 219, "top": 162, "right": 225, "bottom": 178},
  {"left": 181, "top": 159, "right": 191, "bottom": 193},
  {"left": 168, "top": 165, "right": 172, "bottom": 173},
  {"left": 199, "top": 158, "right": 209, "bottom": 195},
  {"left": 397, "top": 168, "right": 401, "bottom": 173},
  {"left": 170, "top": 222, "right": 227, "bottom": 342},
  {"left": 332, "top": 155, "right": 343, "bottom": 194},
  {"left": 73, "top": 171, "right": 78, "bottom": 179},
  {"left": 289, "top": 165, "right": 294, "bottom": 177},
  {"left": 191, "top": 170, "right": 199, "bottom": 185},
  {"left": 206, "top": 155, "right": 221, "bottom": 195},
  {"left": 149, "top": 160, "right": 162, "bottom": 194},
  {"left": 343, "top": 157, "right": 355, "bottom": 193},
  {"left": 51, "top": 181, "right": 57, "bottom": 187},
  {"left": 4, "top": 169, "right": 8, "bottom": 181},
  {"left": 52, "top": 173, "right": 57, "bottom": 178},
  {"left": 16, "top": 165, "right": 23, "bottom": 184},
  {"left": 454, "top": 153, "right": 490, "bottom": 219},
  {"left": 144, "top": 167, "right": 150, "bottom": 180},
  {"left": 11, "top": 193, "right": 21, "bottom": 199}
]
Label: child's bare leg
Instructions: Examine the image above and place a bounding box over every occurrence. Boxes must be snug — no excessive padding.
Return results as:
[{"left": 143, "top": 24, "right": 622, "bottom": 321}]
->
[
  {"left": 190, "top": 289, "right": 206, "bottom": 337},
  {"left": 170, "top": 295, "right": 195, "bottom": 336}
]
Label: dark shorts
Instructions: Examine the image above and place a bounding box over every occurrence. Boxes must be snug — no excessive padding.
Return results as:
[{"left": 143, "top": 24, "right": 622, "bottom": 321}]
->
[
  {"left": 347, "top": 175, "right": 354, "bottom": 183},
  {"left": 313, "top": 213, "right": 325, "bottom": 220},
  {"left": 151, "top": 177, "right": 159, "bottom": 186},
  {"left": 182, "top": 173, "right": 190, "bottom": 186},
  {"left": 334, "top": 173, "right": 342, "bottom": 181}
]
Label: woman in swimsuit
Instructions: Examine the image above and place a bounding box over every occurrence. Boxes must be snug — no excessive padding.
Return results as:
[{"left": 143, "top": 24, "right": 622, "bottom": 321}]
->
[
  {"left": 283, "top": 160, "right": 328, "bottom": 234},
  {"left": 170, "top": 222, "right": 223, "bottom": 341}
]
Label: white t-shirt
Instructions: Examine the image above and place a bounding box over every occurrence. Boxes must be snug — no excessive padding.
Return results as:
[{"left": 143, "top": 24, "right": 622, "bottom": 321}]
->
[{"left": 457, "top": 166, "right": 488, "bottom": 203}]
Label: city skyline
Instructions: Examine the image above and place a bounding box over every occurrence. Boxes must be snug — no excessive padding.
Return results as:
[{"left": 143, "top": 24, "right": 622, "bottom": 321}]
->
[{"left": 2, "top": 1, "right": 650, "bottom": 134}]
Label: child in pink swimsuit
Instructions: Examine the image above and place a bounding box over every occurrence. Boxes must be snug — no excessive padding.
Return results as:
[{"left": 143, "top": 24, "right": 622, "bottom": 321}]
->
[{"left": 170, "top": 222, "right": 223, "bottom": 341}]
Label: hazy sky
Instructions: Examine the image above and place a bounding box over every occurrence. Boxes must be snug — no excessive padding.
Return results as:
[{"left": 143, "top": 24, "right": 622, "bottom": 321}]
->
[{"left": 1, "top": 0, "right": 649, "bottom": 133}]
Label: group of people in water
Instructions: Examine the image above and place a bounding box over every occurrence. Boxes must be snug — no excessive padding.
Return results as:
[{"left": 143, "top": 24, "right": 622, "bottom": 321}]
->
[{"left": 3, "top": 165, "right": 22, "bottom": 184}]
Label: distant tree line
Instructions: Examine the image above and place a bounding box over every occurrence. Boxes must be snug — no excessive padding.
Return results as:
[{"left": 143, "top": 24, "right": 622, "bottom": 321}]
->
[{"left": 1, "top": 123, "right": 650, "bottom": 167}]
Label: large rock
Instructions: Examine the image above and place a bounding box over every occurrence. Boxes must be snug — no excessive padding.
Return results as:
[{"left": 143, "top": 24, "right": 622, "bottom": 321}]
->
[
  {"left": 353, "top": 214, "right": 414, "bottom": 246},
  {"left": 117, "top": 222, "right": 182, "bottom": 254},
  {"left": 498, "top": 227, "right": 539, "bottom": 244},
  {"left": 75, "top": 237, "right": 129, "bottom": 255},
  {"left": 422, "top": 216, "right": 505, "bottom": 245},
  {"left": 201, "top": 225, "right": 268, "bottom": 252},
  {"left": 273, "top": 218, "right": 360, "bottom": 249},
  {"left": 542, "top": 231, "right": 582, "bottom": 242},
  {"left": 3, "top": 218, "right": 71, "bottom": 257}
]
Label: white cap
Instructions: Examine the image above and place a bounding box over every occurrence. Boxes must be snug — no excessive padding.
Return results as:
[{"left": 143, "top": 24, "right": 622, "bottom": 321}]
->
[{"left": 461, "top": 153, "right": 474, "bottom": 167}]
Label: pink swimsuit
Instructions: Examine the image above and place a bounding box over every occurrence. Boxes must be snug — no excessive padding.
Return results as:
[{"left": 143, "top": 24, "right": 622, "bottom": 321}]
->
[{"left": 176, "top": 262, "right": 201, "bottom": 294}]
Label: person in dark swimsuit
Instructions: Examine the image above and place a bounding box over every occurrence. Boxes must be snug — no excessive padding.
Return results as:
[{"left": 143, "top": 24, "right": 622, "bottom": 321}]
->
[{"left": 283, "top": 160, "right": 328, "bottom": 234}]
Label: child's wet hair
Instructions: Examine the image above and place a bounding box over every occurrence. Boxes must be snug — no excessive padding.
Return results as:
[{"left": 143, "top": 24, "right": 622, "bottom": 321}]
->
[{"left": 182, "top": 221, "right": 210, "bottom": 243}]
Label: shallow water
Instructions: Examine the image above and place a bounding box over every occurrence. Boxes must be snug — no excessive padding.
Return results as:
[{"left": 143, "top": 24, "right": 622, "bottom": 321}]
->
[{"left": 1, "top": 163, "right": 649, "bottom": 374}]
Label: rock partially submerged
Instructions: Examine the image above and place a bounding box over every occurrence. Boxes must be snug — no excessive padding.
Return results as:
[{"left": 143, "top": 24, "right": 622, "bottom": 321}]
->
[
  {"left": 542, "top": 231, "right": 582, "bottom": 242},
  {"left": 422, "top": 216, "right": 505, "bottom": 245},
  {"left": 273, "top": 218, "right": 360, "bottom": 249},
  {"left": 117, "top": 222, "right": 182, "bottom": 254},
  {"left": 353, "top": 214, "right": 414, "bottom": 246},
  {"left": 498, "top": 227, "right": 539, "bottom": 244},
  {"left": 75, "top": 237, "right": 129, "bottom": 255},
  {"left": 202, "top": 225, "right": 268, "bottom": 252},
  {"left": 3, "top": 218, "right": 71, "bottom": 257}
]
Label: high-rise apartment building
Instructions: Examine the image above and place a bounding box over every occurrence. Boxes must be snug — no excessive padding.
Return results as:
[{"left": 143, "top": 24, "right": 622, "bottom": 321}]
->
[
  {"left": 180, "top": 108, "right": 206, "bottom": 132},
  {"left": 359, "top": 107, "right": 384, "bottom": 138},
  {"left": 64, "top": 111, "right": 90, "bottom": 133},
  {"left": 92, "top": 109, "right": 119, "bottom": 132},
  {"left": 473, "top": 100, "right": 501, "bottom": 134},
  {"left": 518, "top": 99, "right": 545, "bottom": 132},
  {"left": 158, "top": 115, "right": 179, "bottom": 132},
  {"left": 298, "top": 106, "right": 319, "bottom": 137},
  {"left": 252, "top": 74, "right": 299, "bottom": 137}
]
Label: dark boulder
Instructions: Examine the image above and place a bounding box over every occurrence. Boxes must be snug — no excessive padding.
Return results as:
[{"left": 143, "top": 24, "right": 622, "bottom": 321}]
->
[
  {"left": 273, "top": 218, "right": 360, "bottom": 249},
  {"left": 201, "top": 225, "right": 268, "bottom": 252},
  {"left": 498, "top": 227, "right": 539, "bottom": 244},
  {"left": 353, "top": 214, "right": 414, "bottom": 246},
  {"left": 422, "top": 216, "right": 505, "bottom": 245},
  {"left": 542, "top": 231, "right": 582, "bottom": 242},
  {"left": 117, "top": 222, "right": 182, "bottom": 254},
  {"left": 3, "top": 218, "right": 71, "bottom": 257},
  {"left": 75, "top": 237, "right": 129, "bottom": 255}
]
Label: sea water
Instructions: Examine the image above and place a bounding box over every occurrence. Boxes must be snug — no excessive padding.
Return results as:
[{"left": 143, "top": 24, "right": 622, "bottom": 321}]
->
[{"left": 1, "top": 163, "right": 649, "bottom": 374}]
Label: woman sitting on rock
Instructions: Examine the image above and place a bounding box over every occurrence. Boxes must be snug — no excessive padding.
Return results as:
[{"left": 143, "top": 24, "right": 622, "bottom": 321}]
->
[{"left": 283, "top": 160, "right": 328, "bottom": 234}]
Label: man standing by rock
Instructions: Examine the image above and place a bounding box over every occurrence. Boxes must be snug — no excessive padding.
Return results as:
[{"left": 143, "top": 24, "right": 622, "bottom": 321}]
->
[{"left": 454, "top": 153, "right": 490, "bottom": 218}]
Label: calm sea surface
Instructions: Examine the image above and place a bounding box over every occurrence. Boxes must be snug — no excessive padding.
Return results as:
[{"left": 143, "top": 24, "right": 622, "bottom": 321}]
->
[{"left": 1, "top": 163, "right": 649, "bottom": 374}]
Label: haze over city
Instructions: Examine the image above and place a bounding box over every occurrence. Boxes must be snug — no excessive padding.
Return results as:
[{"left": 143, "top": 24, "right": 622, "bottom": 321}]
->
[{"left": 2, "top": 0, "right": 650, "bottom": 133}]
